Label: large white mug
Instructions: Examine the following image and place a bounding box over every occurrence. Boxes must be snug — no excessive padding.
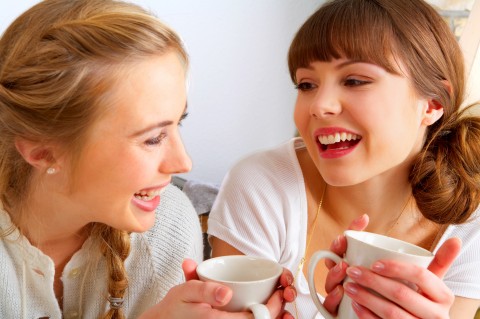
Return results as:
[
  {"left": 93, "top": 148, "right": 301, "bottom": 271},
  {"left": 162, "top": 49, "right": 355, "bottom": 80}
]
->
[
  {"left": 308, "top": 230, "right": 435, "bottom": 319},
  {"left": 197, "top": 255, "right": 283, "bottom": 319}
]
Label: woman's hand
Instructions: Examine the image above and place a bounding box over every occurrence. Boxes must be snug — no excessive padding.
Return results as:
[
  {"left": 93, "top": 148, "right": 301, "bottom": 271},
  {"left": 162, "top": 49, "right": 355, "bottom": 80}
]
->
[
  {"left": 343, "top": 237, "right": 461, "bottom": 319},
  {"left": 323, "top": 214, "right": 369, "bottom": 315},
  {"left": 139, "top": 259, "right": 296, "bottom": 319},
  {"left": 323, "top": 214, "right": 462, "bottom": 319}
]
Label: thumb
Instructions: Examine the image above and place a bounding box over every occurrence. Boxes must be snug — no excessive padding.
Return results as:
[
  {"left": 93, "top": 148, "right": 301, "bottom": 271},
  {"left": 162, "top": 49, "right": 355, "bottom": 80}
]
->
[
  {"left": 181, "top": 280, "right": 233, "bottom": 307},
  {"left": 428, "top": 237, "right": 462, "bottom": 279},
  {"left": 182, "top": 258, "right": 199, "bottom": 281}
]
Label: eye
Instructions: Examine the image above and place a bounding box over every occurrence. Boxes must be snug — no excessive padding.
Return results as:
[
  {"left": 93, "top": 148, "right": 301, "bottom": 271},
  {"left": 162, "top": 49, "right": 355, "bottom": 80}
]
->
[
  {"left": 178, "top": 112, "right": 189, "bottom": 126},
  {"left": 145, "top": 132, "right": 167, "bottom": 146},
  {"left": 295, "top": 82, "right": 317, "bottom": 92},
  {"left": 344, "top": 78, "right": 371, "bottom": 87}
]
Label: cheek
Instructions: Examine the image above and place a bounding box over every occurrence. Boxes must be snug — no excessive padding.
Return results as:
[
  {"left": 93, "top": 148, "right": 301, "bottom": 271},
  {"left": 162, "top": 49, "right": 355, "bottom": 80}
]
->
[{"left": 294, "top": 102, "right": 309, "bottom": 132}]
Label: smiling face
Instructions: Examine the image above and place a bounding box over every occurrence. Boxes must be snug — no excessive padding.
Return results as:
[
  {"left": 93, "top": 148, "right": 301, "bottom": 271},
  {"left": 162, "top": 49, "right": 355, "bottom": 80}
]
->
[
  {"left": 61, "top": 52, "right": 191, "bottom": 232},
  {"left": 294, "top": 58, "right": 436, "bottom": 186}
]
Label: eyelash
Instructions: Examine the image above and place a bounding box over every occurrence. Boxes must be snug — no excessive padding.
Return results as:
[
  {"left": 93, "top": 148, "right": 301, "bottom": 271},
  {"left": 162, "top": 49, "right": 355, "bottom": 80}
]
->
[
  {"left": 145, "top": 132, "right": 167, "bottom": 146},
  {"left": 295, "top": 82, "right": 315, "bottom": 91},
  {"left": 179, "top": 111, "right": 189, "bottom": 126},
  {"left": 144, "top": 112, "right": 189, "bottom": 146},
  {"left": 295, "top": 78, "right": 371, "bottom": 91}
]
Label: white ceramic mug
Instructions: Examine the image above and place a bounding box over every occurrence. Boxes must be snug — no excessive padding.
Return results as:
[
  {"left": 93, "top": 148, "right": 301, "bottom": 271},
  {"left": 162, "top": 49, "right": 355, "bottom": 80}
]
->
[
  {"left": 308, "top": 230, "right": 435, "bottom": 319},
  {"left": 197, "top": 255, "right": 283, "bottom": 319}
]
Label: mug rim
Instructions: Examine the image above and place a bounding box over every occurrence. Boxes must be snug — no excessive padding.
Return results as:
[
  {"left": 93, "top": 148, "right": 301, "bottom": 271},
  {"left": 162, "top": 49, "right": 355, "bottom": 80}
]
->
[
  {"left": 344, "top": 230, "right": 434, "bottom": 258},
  {"left": 197, "top": 255, "right": 283, "bottom": 284}
]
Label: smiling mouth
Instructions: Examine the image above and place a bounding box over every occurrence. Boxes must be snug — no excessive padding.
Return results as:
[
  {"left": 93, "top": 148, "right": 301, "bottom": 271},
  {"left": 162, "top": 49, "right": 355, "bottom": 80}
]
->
[
  {"left": 318, "top": 132, "right": 361, "bottom": 151},
  {"left": 134, "top": 188, "right": 165, "bottom": 201}
]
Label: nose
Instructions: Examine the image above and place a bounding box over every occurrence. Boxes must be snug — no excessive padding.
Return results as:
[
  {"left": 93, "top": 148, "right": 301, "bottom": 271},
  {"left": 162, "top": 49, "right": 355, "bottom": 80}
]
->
[
  {"left": 310, "top": 86, "right": 342, "bottom": 118},
  {"left": 159, "top": 133, "right": 192, "bottom": 174}
]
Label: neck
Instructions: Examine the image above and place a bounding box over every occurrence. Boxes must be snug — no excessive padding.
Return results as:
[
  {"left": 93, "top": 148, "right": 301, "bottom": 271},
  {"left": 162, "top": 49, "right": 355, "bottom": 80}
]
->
[{"left": 323, "top": 178, "right": 418, "bottom": 234}]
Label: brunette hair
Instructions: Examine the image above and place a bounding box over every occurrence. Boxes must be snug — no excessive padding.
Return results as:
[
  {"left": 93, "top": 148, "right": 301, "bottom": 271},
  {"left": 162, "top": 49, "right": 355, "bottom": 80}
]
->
[
  {"left": 288, "top": 0, "right": 480, "bottom": 225},
  {"left": 0, "top": 0, "right": 188, "bottom": 317}
]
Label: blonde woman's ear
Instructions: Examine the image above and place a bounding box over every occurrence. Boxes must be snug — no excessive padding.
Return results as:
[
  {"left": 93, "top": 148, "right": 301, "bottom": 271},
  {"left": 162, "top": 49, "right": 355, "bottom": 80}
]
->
[{"left": 14, "top": 138, "right": 57, "bottom": 171}]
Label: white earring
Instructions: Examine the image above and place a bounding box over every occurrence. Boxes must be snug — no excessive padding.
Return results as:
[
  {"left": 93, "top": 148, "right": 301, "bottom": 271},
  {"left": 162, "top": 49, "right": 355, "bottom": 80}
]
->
[{"left": 46, "top": 167, "right": 57, "bottom": 175}]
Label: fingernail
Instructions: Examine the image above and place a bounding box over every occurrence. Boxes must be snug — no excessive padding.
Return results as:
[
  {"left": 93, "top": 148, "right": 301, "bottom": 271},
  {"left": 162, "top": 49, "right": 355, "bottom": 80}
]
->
[
  {"left": 372, "top": 261, "right": 385, "bottom": 272},
  {"left": 344, "top": 283, "right": 358, "bottom": 295},
  {"left": 333, "top": 235, "right": 342, "bottom": 249},
  {"left": 215, "top": 287, "right": 229, "bottom": 303},
  {"left": 333, "top": 261, "right": 343, "bottom": 273},
  {"left": 332, "top": 286, "right": 341, "bottom": 296},
  {"left": 346, "top": 267, "right": 362, "bottom": 279},
  {"left": 352, "top": 301, "right": 362, "bottom": 311},
  {"left": 286, "top": 274, "right": 293, "bottom": 286}
]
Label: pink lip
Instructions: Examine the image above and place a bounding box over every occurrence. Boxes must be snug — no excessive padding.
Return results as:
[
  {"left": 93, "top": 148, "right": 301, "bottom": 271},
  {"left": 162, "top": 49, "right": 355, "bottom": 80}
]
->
[
  {"left": 131, "top": 180, "right": 171, "bottom": 212},
  {"left": 314, "top": 127, "right": 361, "bottom": 159}
]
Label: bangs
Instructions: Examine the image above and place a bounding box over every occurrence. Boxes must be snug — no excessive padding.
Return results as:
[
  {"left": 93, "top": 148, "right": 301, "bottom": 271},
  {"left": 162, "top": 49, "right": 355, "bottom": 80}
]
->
[{"left": 288, "top": 0, "right": 401, "bottom": 83}]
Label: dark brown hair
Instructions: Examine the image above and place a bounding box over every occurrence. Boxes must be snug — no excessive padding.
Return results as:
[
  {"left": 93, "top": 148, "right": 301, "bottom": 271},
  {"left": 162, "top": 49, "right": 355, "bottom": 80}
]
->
[{"left": 288, "top": 0, "right": 480, "bottom": 225}]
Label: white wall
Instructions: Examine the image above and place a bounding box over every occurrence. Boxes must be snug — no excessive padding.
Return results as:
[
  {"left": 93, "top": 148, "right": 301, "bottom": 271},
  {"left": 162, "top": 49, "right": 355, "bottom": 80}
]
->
[{"left": 0, "top": 1, "right": 323, "bottom": 184}]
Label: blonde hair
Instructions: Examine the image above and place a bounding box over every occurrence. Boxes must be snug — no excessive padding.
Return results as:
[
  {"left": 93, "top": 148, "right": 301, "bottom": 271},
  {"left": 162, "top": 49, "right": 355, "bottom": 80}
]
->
[
  {"left": 0, "top": 0, "right": 188, "bottom": 317},
  {"left": 288, "top": 0, "right": 480, "bottom": 225}
]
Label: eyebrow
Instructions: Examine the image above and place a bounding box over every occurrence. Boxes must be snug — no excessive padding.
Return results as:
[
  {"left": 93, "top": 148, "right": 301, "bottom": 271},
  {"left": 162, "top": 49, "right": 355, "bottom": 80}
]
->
[
  {"left": 298, "top": 60, "right": 366, "bottom": 71},
  {"left": 129, "top": 102, "right": 188, "bottom": 137}
]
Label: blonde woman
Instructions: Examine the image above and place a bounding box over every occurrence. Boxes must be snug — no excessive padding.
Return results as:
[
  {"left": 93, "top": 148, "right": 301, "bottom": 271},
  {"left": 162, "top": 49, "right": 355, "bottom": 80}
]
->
[{"left": 0, "top": 0, "right": 293, "bottom": 318}]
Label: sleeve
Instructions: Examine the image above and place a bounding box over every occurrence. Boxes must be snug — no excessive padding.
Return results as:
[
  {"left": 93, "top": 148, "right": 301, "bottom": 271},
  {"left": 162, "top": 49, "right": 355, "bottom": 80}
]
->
[
  {"left": 438, "top": 211, "right": 480, "bottom": 299},
  {"left": 207, "top": 150, "right": 300, "bottom": 262}
]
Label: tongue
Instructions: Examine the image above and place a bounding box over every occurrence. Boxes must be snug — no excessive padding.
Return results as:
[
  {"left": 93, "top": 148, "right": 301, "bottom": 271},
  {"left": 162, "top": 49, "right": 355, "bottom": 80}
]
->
[{"left": 326, "top": 140, "right": 353, "bottom": 150}]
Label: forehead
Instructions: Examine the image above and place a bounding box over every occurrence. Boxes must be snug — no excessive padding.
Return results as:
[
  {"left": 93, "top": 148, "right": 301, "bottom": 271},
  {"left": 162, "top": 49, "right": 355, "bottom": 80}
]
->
[
  {"left": 288, "top": 1, "right": 404, "bottom": 82},
  {"left": 90, "top": 53, "right": 187, "bottom": 136}
]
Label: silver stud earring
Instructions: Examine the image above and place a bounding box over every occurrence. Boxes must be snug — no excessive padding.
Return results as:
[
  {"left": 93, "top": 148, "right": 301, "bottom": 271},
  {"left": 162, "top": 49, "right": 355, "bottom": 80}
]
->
[{"left": 46, "top": 167, "right": 57, "bottom": 175}]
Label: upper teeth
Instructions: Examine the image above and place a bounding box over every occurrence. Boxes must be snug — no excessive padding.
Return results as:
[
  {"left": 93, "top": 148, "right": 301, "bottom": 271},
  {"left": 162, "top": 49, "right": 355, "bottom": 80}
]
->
[
  {"left": 318, "top": 132, "right": 360, "bottom": 145},
  {"left": 135, "top": 188, "right": 164, "bottom": 201}
]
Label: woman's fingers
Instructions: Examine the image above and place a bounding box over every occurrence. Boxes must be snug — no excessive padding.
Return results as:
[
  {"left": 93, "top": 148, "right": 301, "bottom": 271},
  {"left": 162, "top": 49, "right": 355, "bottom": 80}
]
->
[
  {"left": 182, "top": 258, "right": 199, "bottom": 281},
  {"left": 345, "top": 261, "right": 453, "bottom": 318},
  {"left": 173, "top": 280, "right": 233, "bottom": 307},
  {"left": 325, "top": 261, "right": 348, "bottom": 293},
  {"left": 323, "top": 285, "right": 344, "bottom": 315},
  {"left": 326, "top": 214, "right": 369, "bottom": 269},
  {"left": 428, "top": 237, "right": 461, "bottom": 278},
  {"left": 369, "top": 259, "right": 454, "bottom": 306},
  {"left": 344, "top": 282, "right": 416, "bottom": 319}
]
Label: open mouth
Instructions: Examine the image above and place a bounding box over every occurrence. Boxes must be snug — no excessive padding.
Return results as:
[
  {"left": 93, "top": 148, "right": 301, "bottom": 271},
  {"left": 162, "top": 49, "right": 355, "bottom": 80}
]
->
[
  {"left": 134, "top": 188, "right": 164, "bottom": 201},
  {"left": 318, "top": 132, "right": 361, "bottom": 151}
]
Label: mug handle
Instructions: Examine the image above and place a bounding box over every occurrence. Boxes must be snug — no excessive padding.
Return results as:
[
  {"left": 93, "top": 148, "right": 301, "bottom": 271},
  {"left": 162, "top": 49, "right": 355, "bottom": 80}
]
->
[
  {"left": 308, "top": 250, "right": 343, "bottom": 319},
  {"left": 248, "top": 303, "right": 270, "bottom": 319}
]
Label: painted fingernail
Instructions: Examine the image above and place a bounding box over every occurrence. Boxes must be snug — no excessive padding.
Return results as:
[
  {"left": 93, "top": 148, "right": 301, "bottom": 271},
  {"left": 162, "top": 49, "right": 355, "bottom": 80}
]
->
[
  {"left": 333, "top": 261, "right": 343, "bottom": 273},
  {"left": 332, "top": 286, "right": 341, "bottom": 296},
  {"left": 344, "top": 283, "right": 358, "bottom": 295},
  {"left": 215, "top": 287, "right": 229, "bottom": 303},
  {"left": 352, "top": 301, "right": 362, "bottom": 312},
  {"left": 346, "top": 267, "right": 362, "bottom": 279},
  {"left": 372, "top": 261, "right": 385, "bottom": 272},
  {"left": 286, "top": 273, "right": 293, "bottom": 286},
  {"left": 333, "top": 235, "right": 342, "bottom": 249}
]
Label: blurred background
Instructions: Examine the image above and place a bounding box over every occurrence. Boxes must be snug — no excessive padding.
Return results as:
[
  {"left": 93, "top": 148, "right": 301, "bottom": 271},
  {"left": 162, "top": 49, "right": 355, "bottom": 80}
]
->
[{"left": 0, "top": 0, "right": 475, "bottom": 185}]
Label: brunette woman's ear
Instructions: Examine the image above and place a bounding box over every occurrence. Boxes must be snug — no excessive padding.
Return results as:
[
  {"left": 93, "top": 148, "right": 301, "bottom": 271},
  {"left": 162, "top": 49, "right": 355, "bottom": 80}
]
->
[
  {"left": 422, "top": 80, "right": 451, "bottom": 126},
  {"left": 422, "top": 99, "right": 444, "bottom": 126},
  {"left": 14, "top": 138, "right": 57, "bottom": 171}
]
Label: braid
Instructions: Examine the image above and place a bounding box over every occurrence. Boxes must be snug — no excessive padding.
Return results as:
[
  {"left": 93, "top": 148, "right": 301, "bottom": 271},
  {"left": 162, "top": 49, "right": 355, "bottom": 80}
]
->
[
  {"left": 92, "top": 223, "right": 131, "bottom": 319},
  {"left": 410, "top": 104, "right": 480, "bottom": 224}
]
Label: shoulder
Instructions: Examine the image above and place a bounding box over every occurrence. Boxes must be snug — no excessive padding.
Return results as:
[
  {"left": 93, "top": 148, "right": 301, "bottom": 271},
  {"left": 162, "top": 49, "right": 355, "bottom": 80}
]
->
[
  {"left": 223, "top": 138, "right": 303, "bottom": 192},
  {"left": 441, "top": 208, "right": 480, "bottom": 298},
  {"left": 147, "top": 184, "right": 201, "bottom": 247},
  {"left": 133, "top": 184, "right": 202, "bottom": 270}
]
